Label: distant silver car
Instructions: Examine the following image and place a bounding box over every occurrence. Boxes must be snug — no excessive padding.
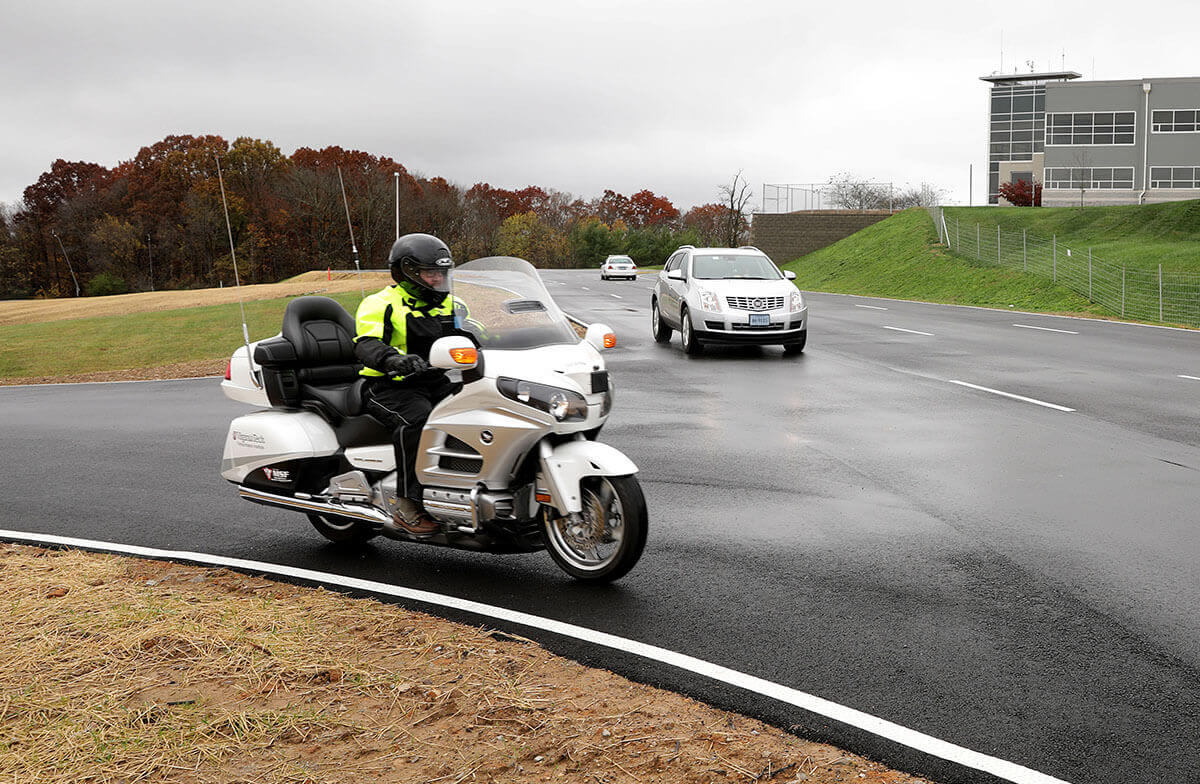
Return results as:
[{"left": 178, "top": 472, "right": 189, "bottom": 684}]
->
[
  {"left": 650, "top": 246, "right": 807, "bottom": 355},
  {"left": 600, "top": 255, "right": 638, "bottom": 280}
]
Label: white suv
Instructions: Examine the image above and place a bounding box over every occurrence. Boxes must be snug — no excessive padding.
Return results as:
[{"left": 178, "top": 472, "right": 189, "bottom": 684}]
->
[
  {"left": 600, "top": 255, "right": 638, "bottom": 280},
  {"left": 651, "top": 246, "right": 807, "bottom": 355}
]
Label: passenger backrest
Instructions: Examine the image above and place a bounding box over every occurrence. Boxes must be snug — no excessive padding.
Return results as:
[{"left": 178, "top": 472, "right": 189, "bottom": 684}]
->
[{"left": 282, "top": 296, "right": 357, "bottom": 367}]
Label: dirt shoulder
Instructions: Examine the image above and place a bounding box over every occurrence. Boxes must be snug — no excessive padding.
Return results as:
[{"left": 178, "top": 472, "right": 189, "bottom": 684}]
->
[
  {"left": 0, "top": 544, "right": 931, "bottom": 784},
  {"left": 0, "top": 271, "right": 392, "bottom": 327}
]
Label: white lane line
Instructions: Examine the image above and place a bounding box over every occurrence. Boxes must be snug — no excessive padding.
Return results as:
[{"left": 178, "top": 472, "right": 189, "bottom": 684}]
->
[
  {"left": 855, "top": 304, "right": 888, "bottom": 310},
  {"left": 1180, "top": 375, "right": 1200, "bottom": 381},
  {"left": 882, "top": 326, "right": 934, "bottom": 336},
  {"left": 0, "top": 528, "right": 1070, "bottom": 784},
  {"left": 1013, "top": 324, "right": 1078, "bottom": 335},
  {"left": 581, "top": 286, "right": 590, "bottom": 291},
  {"left": 947, "top": 380, "right": 1075, "bottom": 412},
  {"left": 610, "top": 294, "right": 623, "bottom": 299}
]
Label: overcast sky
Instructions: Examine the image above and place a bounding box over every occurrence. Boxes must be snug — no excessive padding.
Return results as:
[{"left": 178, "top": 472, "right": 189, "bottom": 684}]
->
[{"left": 3, "top": 0, "right": 1199, "bottom": 214}]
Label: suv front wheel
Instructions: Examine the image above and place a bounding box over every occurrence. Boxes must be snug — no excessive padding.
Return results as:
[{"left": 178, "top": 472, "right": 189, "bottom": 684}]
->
[{"left": 680, "top": 306, "right": 703, "bottom": 355}]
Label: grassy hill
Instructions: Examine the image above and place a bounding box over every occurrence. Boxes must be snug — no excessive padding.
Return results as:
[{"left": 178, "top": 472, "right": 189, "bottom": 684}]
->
[
  {"left": 944, "top": 200, "right": 1200, "bottom": 273},
  {"left": 782, "top": 208, "right": 1107, "bottom": 316}
]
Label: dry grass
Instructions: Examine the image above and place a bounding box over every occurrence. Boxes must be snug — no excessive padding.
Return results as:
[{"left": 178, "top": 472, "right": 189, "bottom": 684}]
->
[
  {"left": 0, "top": 543, "right": 933, "bottom": 784},
  {"left": 0, "top": 271, "right": 392, "bottom": 327}
]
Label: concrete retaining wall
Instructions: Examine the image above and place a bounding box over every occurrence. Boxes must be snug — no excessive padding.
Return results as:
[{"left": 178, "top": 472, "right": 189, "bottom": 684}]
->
[{"left": 752, "top": 210, "right": 894, "bottom": 264}]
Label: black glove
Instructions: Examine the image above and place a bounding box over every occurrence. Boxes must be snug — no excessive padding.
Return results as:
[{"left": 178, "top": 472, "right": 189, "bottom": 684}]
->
[{"left": 383, "top": 353, "right": 430, "bottom": 376}]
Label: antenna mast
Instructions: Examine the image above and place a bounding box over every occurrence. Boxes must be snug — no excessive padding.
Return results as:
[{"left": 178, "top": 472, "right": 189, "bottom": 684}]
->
[
  {"left": 394, "top": 171, "right": 400, "bottom": 240},
  {"left": 337, "top": 165, "right": 366, "bottom": 298},
  {"left": 214, "top": 155, "right": 259, "bottom": 388}
]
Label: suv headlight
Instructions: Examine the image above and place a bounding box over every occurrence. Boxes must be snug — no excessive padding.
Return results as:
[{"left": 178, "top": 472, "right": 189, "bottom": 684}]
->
[
  {"left": 789, "top": 290, "right": 806, "bottom": 313},
  {"left": 696, "top": 287, "right": 722, "bottom": 312},
  {"left": 497, "top": 377, "right": 588, "bottom": 422}
]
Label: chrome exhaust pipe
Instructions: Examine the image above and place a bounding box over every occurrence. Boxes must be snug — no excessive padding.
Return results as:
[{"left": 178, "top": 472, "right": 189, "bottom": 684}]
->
[{"left": 238, "top": 486, "right": 391, "bottom": 527}]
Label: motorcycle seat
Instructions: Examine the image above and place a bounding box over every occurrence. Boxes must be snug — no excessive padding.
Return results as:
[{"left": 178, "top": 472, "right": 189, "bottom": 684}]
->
[{"left": 300, "top": 376, "right": 366, "bottom": 420}]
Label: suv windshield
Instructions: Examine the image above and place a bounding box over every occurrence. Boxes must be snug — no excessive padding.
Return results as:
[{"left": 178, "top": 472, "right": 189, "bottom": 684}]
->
[
  {"left": 453, "top": 257, "right": 579, "bottom": 350},
  {"left": 691, "top": 254, "right": 781, "bottom": 280}
]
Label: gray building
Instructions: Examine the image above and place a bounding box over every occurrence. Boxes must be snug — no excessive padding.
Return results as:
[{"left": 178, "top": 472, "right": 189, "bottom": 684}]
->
[{"left": 982, "top": 72, "right": 1200, "bottom": 206}]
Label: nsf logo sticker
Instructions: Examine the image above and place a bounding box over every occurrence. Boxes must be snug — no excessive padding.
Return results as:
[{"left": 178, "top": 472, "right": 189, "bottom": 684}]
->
[{"left": 262, "top": 467, "right": 291, "bottom": 482}]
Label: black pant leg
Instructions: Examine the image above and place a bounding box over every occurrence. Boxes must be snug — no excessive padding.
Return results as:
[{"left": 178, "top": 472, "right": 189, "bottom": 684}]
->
[{"left": 362, "top": 381, "right": 435, "bottom": 501}]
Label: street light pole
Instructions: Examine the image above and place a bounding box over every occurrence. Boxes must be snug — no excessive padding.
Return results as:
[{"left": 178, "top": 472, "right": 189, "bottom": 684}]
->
[
  {"left": 147, "top": 234, "right": 154, "bottom": 291},
  {"left": 51, "top": 231, "right": 81, "bottom": 297}
]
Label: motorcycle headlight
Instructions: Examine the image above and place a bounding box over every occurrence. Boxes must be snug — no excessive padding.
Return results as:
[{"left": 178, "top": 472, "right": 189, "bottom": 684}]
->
[
  {"left": 498, "top": 377, "right": 588, "bottom": 422},
  {"left": 697, "top": 287, "right": 722, "bottom": 312},
  {"left": 789, "top": 290, "right": 806, "bottom": 313}
]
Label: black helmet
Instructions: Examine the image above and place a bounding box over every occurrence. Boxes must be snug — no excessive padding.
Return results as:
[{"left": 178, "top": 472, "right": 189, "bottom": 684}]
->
[{"left": 388, "top": 233, "right": 453, "bottom": 301}]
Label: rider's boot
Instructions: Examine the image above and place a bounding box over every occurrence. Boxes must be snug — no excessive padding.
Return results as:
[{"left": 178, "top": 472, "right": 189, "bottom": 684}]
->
[{"left": 390, "top": 497, "right": 439, "bottom": 539}]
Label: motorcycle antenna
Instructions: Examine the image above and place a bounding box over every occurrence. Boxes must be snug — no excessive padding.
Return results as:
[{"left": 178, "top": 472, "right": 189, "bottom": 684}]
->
[
  {"left": 214, "top": 155, "right": 260, "bottom": 389},
  {"left": 336, "top": 165, "right": 365, "bottom": 299},
  {"left": 394, "top": 171, "right": 400, "bottom": 240}
]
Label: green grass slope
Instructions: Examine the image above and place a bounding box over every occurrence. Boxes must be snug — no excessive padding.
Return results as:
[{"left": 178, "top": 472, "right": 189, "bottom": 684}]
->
[
  {"left": 944, "top": 200, "right": 1200, "bottom": 273},
  {"left": 0, "top": 292, "right": 366, "bottom": 379},
  {"left": 783, "top": 209, "right": 1106, "bottom": 315}
]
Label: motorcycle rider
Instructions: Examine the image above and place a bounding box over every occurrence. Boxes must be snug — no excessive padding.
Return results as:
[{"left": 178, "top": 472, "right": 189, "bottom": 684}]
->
[{"left": 354, "top": 233, "right": 457, "bottom": 538}]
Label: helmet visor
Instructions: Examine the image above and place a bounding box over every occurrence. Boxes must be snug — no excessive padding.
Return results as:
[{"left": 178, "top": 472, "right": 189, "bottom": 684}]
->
[{"left": 401, "top": 257, "right": 453, "bottom": 295}]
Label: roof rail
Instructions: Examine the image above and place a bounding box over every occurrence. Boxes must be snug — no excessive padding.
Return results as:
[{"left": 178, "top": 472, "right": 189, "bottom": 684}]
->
[
  {"left": 738, "top": 245, "right": 761, "bottom": 251},
  {"left": 676, "top": 244, "right": 695, "bottom": 250}
]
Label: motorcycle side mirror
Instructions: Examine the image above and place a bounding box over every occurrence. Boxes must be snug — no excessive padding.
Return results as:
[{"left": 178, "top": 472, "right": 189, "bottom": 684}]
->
[
  {"left": 585, "top": 323, "right": 616, "bottom": 351},
  {"left": 430, "top": 335, "right": 478, "bottom": 370}
]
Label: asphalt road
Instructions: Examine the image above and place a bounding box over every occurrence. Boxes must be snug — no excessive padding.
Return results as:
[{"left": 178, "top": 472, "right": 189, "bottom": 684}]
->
[{"left": 2, "top": 270, "right": 1198, "bottom": 784}]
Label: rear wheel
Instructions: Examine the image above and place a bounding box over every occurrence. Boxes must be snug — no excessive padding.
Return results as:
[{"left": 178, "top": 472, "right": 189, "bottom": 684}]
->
[
  {"left": 307, "top": 513, "right": 379, "bottom": 545},
  {"left": 651, "top": 299, "right": 672, "bottom": 343},
  {"left": 543, "top": 475, "right": 648, "bottom": 583},
  {"left": 680, "top": 306, "right": 703, "bottom": 355}
]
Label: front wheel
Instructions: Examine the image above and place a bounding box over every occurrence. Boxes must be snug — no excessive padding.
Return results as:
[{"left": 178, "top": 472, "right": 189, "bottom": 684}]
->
[
  {"left": 542, "top": 475, "right": 648, "bottom": 583},
  {"left": 680, "top": 306, "right": 703, "bottom": 355},
  {"left": 307, "top": 513, "right": 379, "bottom": 545}
]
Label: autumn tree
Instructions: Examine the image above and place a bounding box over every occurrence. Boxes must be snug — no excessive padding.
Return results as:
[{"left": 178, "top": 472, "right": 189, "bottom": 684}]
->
[
  {"left": 683, "top": 203, "right": 727, "bottom": 246},
  {"left": 568, "top": 216, "right": 623, "bottom": 267},
  {"left": 997, "top": 179, "right": 1042, "bottom": 207},
  {"left": 719, "top": 172, "right": 753, "bottom": 247},
  {"left": 495, "top": 212, "right": 569, "bottom": 268}
]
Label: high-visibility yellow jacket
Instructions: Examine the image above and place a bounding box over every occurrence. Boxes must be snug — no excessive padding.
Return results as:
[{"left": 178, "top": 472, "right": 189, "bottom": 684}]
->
[{"left": 354, "top": 282, "right": 454, "bottom": 380}]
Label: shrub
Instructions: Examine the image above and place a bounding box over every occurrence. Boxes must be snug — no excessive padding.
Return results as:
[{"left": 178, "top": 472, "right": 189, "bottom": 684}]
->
[{"left": 85, "top": 271, "right": 130, "bottom": 296}]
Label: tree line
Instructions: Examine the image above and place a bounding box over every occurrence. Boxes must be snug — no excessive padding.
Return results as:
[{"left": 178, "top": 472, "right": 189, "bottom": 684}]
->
[{"left": 0, "top": 134, "right": 752, "bottom": 299}]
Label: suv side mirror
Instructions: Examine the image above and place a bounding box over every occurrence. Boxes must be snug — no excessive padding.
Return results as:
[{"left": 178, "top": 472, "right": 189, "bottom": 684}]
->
[
  {"left": 429, "top": 335, "right": 478, "bottom": 370},
  {"left": 667, "top": 269, "right": 684, "bottom": 281},
  {"left": 784, "top": 270, "right": 796, "bottom": 280}
]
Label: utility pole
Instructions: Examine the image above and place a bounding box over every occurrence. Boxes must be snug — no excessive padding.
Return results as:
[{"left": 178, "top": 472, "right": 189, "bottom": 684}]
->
[
  {"left": 51, "top": 231, "right": 81, "bottom": 297},
  {"left": 147, "top": 234, "right": 154, "bottom": 291}
]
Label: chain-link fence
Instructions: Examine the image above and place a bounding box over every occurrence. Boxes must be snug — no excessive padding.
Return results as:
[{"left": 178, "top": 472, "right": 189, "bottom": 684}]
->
[
  {"left": 762, "top": 182, "right": 896, "bottom": 213},
  {"left": 931, "top": 208, "right": 1200, "bottom": 327}
]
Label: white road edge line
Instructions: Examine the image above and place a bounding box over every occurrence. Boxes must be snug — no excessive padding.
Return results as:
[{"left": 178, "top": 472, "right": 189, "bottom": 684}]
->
[
  {"left": 882, "top": 326, "right": 934, "bottom": 336},
  {"left": 855, "top": 304, "right": 888, "bottom": 310},
  {"left": 0, "top": 528, "right": 1070, "bottom": 784},
  {"left": 581, "top": 286, "right": 590, "bottom": 290},
  {"left": 947, "top": 380, "right": 1075, "bottom": 412},
  {"left": 610, "top": 294, "right": 623, "bottom": 299},
  {"left": 1013, "top": 324, "right": 1078, "bottom": 335},
  {"left": 1180, "top": 374, "right": 1200, "bottom": 381}
]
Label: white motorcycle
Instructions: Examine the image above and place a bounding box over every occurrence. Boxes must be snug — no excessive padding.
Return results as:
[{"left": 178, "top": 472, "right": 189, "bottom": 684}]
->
[{"left": 219, "top": 257, "right": 646, "bottom": 582}]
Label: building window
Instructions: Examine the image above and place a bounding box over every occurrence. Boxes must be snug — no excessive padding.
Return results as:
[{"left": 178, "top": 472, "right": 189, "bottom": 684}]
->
[
  {"left": 988, "top": 84, "right": 1046, "bottom": 203},
  {"left": 1046, "top": 112, "right": 1136, "bottom": 145},
  {"left": 1149, "top": 166, "right": 1200, "bottom": 188},
  {"left": 1045, "top": 167, "right": 1136, "bottom": 189},
  {"left": 1151, "top": 110, "right": 1199, "bottom": 133}
]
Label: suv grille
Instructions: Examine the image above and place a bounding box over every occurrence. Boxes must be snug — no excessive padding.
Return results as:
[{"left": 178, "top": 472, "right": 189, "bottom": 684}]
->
[{"left": 726, "top": 296, "right": 784, "bottom": 311}]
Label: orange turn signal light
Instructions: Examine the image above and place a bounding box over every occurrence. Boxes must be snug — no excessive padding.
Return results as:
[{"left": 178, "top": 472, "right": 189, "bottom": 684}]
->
[
  {"left": 603, "top": 333, "right": 616, "bottom": 349},
  {"left": 449, "top": 347, "right": 477, "bottom": 365},
  {"left": 535, "top": 491, "right": 552, "bottom": 504}
]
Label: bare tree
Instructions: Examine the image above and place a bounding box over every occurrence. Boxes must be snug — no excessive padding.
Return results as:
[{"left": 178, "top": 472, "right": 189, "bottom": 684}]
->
[
  {"left": 1068, "top": 150, "right": 1094, "bottom": 208},
  {"left": 825, "top": 173, "right": 894, "bottom": 210},
  {"left": 719, "top": 171, "right": 752, "bottom": 247}
]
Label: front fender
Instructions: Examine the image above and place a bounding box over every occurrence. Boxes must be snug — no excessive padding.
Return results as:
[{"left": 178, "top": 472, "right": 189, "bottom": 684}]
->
[{"left": 537, "top": 439, "right": 638, "bottom": 515}]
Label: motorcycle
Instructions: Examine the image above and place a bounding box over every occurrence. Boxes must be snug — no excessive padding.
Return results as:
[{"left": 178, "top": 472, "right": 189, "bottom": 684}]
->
[{"left": 219, "top": 256, "right": 647, "bottom": 582}]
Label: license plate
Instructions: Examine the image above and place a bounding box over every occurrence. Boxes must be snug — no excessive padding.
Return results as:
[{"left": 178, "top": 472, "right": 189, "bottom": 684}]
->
[{"left": 749, "top": 313, "right": 769, "bottom": 327}]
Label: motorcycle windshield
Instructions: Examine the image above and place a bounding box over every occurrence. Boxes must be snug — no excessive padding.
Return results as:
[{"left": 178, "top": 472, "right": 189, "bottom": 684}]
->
[{"left": 452, "top": 257, "right": 579, "bottom": 350}]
